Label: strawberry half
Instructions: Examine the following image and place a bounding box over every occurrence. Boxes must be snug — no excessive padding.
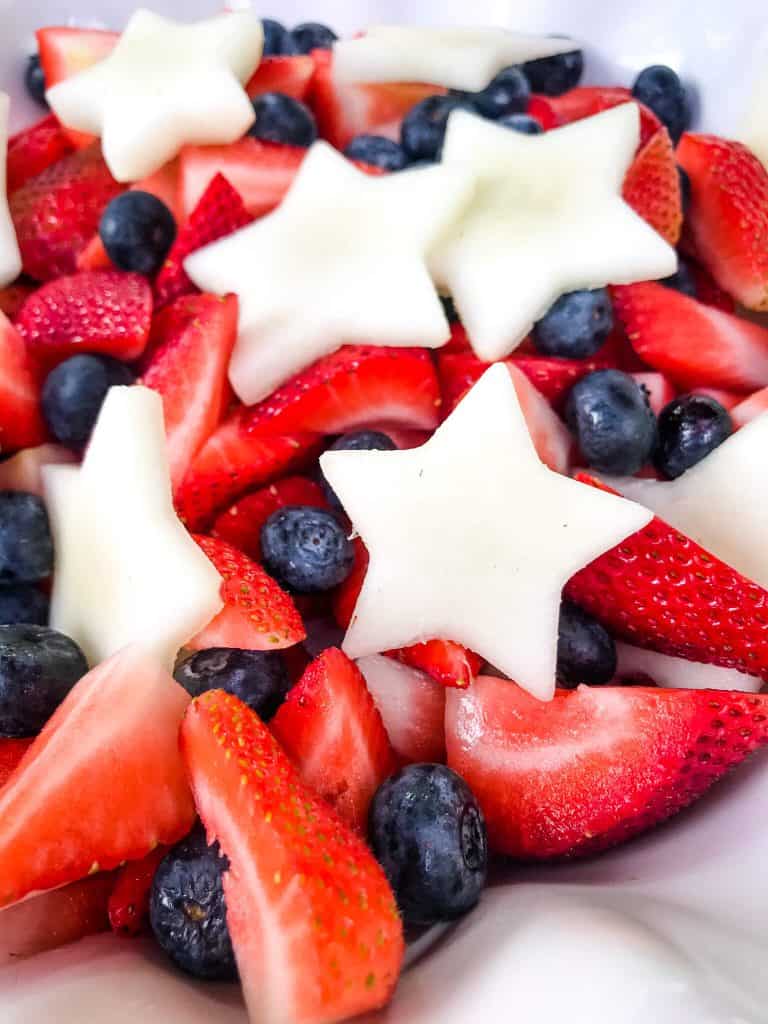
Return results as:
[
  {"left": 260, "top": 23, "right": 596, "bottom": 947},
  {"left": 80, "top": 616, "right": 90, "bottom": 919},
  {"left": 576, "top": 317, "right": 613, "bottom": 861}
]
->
[
  {"left": 537, "top": 87, "right": 661, "bottom": 147},
  {"left": 0, "top": 738, "right": 32, "bottom": 789},
  {"left": 446, "top": 675, "right": 768, "bottom": 859},
  {"left": 108, "top": 846, "right": 167, "bottom": 937},
  {"left": 6, "top": 114, "right": 74, "bottom": 194},
  {"left": 0, "top": 311, "right": 47, "bottom": 453},
  {"left": 181, "top": 689, "right": 404, "bottom": 1024},
  {"left": 191, "top": 535, "right": 305, "bottom": 652},
  {"left": 271, "top": 647, "right": 398, "bottom": 832},
  {"left": 621, "top": 127, "right": 682, "bottom": 246},
  {"left": 0, "top": 648, "right": 194, "bottom": 908},
  {"left": 246, "top": 55, "right": 316, "bottom": 102},
  {"left": 140, "top": 293, "right": 238, "bottom": 492}
]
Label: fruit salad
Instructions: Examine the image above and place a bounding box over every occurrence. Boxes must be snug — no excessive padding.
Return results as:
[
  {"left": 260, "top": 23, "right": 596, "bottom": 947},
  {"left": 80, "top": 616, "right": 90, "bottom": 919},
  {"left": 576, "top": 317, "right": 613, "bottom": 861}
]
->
[{"left": 2, "top": 9, "right": 768, "bottom": 1024}]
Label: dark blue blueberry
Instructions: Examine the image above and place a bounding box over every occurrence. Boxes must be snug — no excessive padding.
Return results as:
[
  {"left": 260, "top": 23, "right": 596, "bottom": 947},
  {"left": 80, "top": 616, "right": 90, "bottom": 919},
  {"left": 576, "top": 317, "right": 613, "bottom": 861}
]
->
[
  {"left": 678, "top": 165, "right": 692, "bottom": 214},
  {"left": 0, "top": 585, "right": 49, "bottom": 627},
  {"left": 261, "top": 17, "right": 296, "bottom": 56},
  {"left": 369, "top": 764, "right": 487, "bottom": 927},
  {"left": 661, "top": 259, "right": 697, "bottom": 298},
  {"left": 654, "top": 394, "right": 732, "bottom": 480},
  {"left": 321, "top": 431, "right": 397, "bottom": 510},
  {"left": 249, "top": 92, "right": 318, "bottom": 148},
  {"left": 99, "top": 191, "right": 177, "bottom": 275},
  {"left": 533, "top": 288, "right": 613, "bottom": 359},
  {"left": 0, "top": 625, "right": 87, "bottom": 738},
  {"left": 344, "top": 134, "right": 409, "bottom": 171},
  {"left": 498, "top": 112, "right": 543, "bottom": 134},
  {"left": 42, "top": 354, "right": 136, "bottom": 449},
  {"left": 261, "top": 506, "right": 354, "bottom": 593},
  {"left": 174, "top": 648, "right": 290, "bottom": 722},
  {"left": 0, "top": 492, "right": 53, "bottom": 585},
  {"left": 522, "top": 47, "right": 584, "bottom": 96},
  {"left": 290, "top": 22, "right": 337, "bottom": 54},
  {"left": 564, "top": 369, "right": 658, "bottom": 475},
  {"left": 557, "top": 600, "right": 617, "bottom": 687},
  {"left": 24, "top": 54, "right": 48, "bottom": 107},
  {"left": 401, "top": 94, "right": 478, "bottom": 162},
  {"left": 150, "top": 824, "right": 236, "bottom": 981},
  {"left": 472, "top": 66, "right": 530, "bottom": 120},
  {"left": 632, "top": 65, "right": 690, "bottom": 145}
]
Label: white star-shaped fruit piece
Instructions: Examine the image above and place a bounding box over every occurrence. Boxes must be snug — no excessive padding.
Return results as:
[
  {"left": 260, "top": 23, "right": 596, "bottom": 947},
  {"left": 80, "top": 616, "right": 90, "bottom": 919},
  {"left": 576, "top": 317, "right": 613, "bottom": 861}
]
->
[
  {"left": 186, "top": 141, "right": 474, "bottom": 404},
  {"left": 320, "top": 363, "right": 652, "bottom": 701},
  {"left": 46, "top": 8, "right": 263, "bottom": 182},
  {"left": 332, "top": 25, "right": 578, "bottom": 91},
  {"left": 43, "top": 386, "right": 223, "bottom": 669},
  {"left": 430, "top": 103, "right": 678, "bottom": 362},
  {"left": 0, "top": 94, "right": 21, "bottom": 287}
]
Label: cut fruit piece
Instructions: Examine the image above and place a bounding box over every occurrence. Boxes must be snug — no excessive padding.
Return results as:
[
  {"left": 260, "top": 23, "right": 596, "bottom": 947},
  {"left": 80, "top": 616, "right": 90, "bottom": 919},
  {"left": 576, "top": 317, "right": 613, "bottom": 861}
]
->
[
  {"left": 732, "top": 386, "right": 768, "bottom": 427},
  {"left": 0, "top": 445, "right": 77, "bottom": 496},
  {"left": 0, "top": 281, "right": 35, "bottom": 319},
  {"left": 7, "top": 114, "right": 74, "bottom": 194},
  {"left": 0, "top": 310, "right": 47, "bottom": 452},
  {"left": 0, "top": 647, "right": 194, "bottom": 908},
  {"left": 541, "top": 87, "right": 661, "bottom": 147},
  {"left": 332, "top": 536, "right": 369, "bottom": 631},
  {"left": 246, "top": 55, "right": 316, "bottom": 101},
  {"left": 0, "top": 738, "right": 32, "bottom": 789},
  {"left": 629, "top": 372, "right": 676, "bottom": 416},
  {"left": 108, "top": 846, "right": 167, "bottom": 937},
  {"left": 614, "top": 641, "right": 763, "bottom": 692},
  {"left": 693, "top": 386, "right": 741, "bottom": 410},
  {"left": 389, "top": 642, "right": 483, "bottom": 691},
  {"left": 181, "top": 689, "right": 405, "bottom": 1024},
  {"left": 621, "top": 126, "right": 682, "bottom": 246},
  {"left": 446, "top": 675, "right": 768, "bottom": 858}
]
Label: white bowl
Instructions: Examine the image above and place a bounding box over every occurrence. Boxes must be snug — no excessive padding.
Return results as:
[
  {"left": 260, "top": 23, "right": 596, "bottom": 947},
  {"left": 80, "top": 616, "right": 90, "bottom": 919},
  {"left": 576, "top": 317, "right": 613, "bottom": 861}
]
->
[{"left": 2, "top": 3, "right": 768, "bottom": 1022}]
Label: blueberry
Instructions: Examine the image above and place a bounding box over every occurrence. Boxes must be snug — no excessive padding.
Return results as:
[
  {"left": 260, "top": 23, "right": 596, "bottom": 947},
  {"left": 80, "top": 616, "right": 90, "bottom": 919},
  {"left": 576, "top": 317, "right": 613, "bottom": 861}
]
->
[
  {"left": 249, "top": 92, "right": 318, "bottom": 148},
  {"left": 42, "top": 355, "right": 136, "bottom": 449},
  {"left": 369, "top": 764, "right": 487, "bottom": 927},
  {"left": 290, "top": 22, "right": 337, "bottom": 54},
  {"left": 661, "top": 259, "right": 697, "bottom": 298},
  {"left": 678, "top": 165, "right": 692, "bottom": 214},
  {"left": 533, "top": 288, "right": 613, "bottom": 359},
  {"left": 0, "top": 492, "right": 53, "bottom": 585},
  {"left": 24, "top": 54, "right": 47, "bottom": 107},
  {"left": 0, "top": 625, "right": 88, "bottom": 738},
  {"left": 321, "top": 431, "right": 397, "bottom": 510},
  {"left": 472, "top": 66, "right": 530, "bottom": 120},
  {"left": 632, "top": 65, "right": 690, "bottom": 145},
  {"left": 557, "top": 600, "right": 616, "bottom": 687},
  {"left": 654, "top": 394, "right": 732, "bottom": 480},
  {"left": 174, "top": 648, "right": 290, "bottom": 722},
  {"left": 99, "top": 191, "right": 177, "bottom": 276},
  {"left": 0, "top": 585, "right": 49, "bottom": 627},
  {"left": 149, "top": 824, "right": 236, "bottom": 981},
  {"left": 498, "top": 112, "right": 543, "bottom": 134},
  {"left": 344, "top": 134, "right": 409, "bottom": 171},
  {"left": 401, "top": 94, "right": 478, "bottom": 162},
  {"left": 522, "top": 47, "right": 584, "bottom": 96},
  {"left": 261, "top": 17, "right": 296, "bottom": 56},
  {"left": 564, "top": 369, "right": 658, "bottom": 475},
  {"left": 261, "top": 506, "right": 354, "bottom": 593}
]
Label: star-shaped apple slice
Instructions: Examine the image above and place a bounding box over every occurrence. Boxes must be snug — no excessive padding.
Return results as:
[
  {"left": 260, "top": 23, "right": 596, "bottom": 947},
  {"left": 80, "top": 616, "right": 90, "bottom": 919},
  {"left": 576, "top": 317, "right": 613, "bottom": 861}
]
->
[
  {"left": 320, "top": 363, "right": 652, "bottom": 701},
  {"left": 430, "top": 103, "right": 677, "bottom": 362},
  {"left": 185, "top": 141, "right": 474, "bottom": 404},
  {"left": 43, "top": 386, "right": 223, "bottom": 669},
  {"left": 0, "top": 94, "right": 21, "bottom": 287},
  {"left": 46, "top": 9, "right": 263, "bottom": 182}
]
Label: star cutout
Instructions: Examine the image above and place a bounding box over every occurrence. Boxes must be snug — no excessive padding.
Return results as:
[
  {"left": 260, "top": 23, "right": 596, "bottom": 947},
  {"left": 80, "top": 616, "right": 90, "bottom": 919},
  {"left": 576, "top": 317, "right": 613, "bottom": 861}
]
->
[
  {"left": 46, "top": 8, "right": 263, "bottom": 182},
  {"left": 430, "top": 103, "right": 678, "bottom": 362},
  {"left": 320, "top": 363, "right": 651, "bottom": 701},
  {"left": 185, "top": 141, "right": 474, "bottom": 405},
  {"left": 333, "top": 25, "right": 578, "bottom": 91},
  {"left": 0, "top": 94, "right": 21, "bottom": 288},
  {"left": 43, "top": 385, "right": 223, "bottom": 669}
]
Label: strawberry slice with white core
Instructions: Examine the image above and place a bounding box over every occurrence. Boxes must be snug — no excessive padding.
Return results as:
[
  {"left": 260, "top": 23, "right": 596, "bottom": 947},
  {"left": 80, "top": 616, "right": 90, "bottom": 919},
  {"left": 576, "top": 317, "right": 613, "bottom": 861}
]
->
[
  {"left": 0, "top": 94, "right": 22, "bottom": 287},
  {"left": 614, "top": 642, "right": 763, "bottom": 692},
  {"left": 506, "top": 363, "right": 571, "bottom": 474}
]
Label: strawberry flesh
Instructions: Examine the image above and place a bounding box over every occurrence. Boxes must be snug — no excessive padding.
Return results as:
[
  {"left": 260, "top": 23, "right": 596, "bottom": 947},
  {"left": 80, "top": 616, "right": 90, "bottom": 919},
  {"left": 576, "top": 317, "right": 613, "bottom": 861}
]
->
[
  {"left": 0, "top": 738, "right": 33, "bottom": 789},
  {"left": 7, "top": 115, "right": 74, "bottom": 194},
  {"left": 0, "top": 311, "right": 48, "bottom": 452},
  {"left": 108, "top": 846, "right": 167, "bottom": 937},
  {"left": 246, "top": 55, "right": 316, "bottom": 102}
]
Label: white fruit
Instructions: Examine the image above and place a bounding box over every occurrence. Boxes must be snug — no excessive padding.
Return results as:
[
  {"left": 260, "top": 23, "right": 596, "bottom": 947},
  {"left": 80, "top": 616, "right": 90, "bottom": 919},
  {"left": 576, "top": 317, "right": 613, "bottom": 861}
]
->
[
  {"left": 615, "top": 642, "right": 763, "bottom": 693},
  {"left": 0, "top": 94, "right": 21, "bottom": 288}
]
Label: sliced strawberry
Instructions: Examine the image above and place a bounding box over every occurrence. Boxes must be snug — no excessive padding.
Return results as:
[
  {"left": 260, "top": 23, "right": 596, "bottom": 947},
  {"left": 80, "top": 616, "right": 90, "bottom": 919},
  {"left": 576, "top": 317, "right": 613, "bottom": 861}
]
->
[
  {"left": 332, "top": 536, "right": 369, "bottom": 630},
  {"left": 629, "top": 371, "right": 676, "bottom": 415},
  {"left": 678, "top": 133, "right": 768, "bottom": 311},
  {"left": 139, "top": 293, "right": 238, "bottom": 492},
  {"left": 389, "top": 642, "right": 483, "bottom": 691},
  {"left": 0, "top": 647, "right": 194, "bottom": 908},
  {"left": 0, "top": 444, "right": 76, "bottom": 496},
  {"left": 0, "top": 738, "right": 32, "bottom": 789},
  {"left": 246, "top": 55, "right": 316, "bottom": 101},
  {"left": 16, "top": 270, "right": 152, "bottom": 369},
  {"left": 181, "top": 689, "right": 404, "bottom": 1024},
  {"left": 271, "top": 648, "right": 398, "bottom": 832},
  {"left": 108, "top": 846, "right": 167, "bottom": 937},
  {"left": 213, "top": 476, "right": 326, "bottom": 562},
  {"left": 10, "top": 144, "right": 125, "bottom": 281},
  {"left": 689, "top": 261, "right": 736, "bottom": 312},
  {"left": 621, "top": 126, "right": 682, "bottom": 246},
  {"left": 0, "top": 311, "right": 47, "bottom": 452},
  {"left": 191, "top": 535, "right": 305, "bottom": 652},
  {"left": 7, "top": 115, "right": 74, "bottom": 194},
  {"left": 0, "top": 282, "right": 35, "bottom": 320},
  {"left": 542, "top": 87, "right": 661, "bottom": 147},
  {"left": 527, "top": 95, "right": 563, "bottom": 130},
  {"left": 440, "top": 321, "right": 473, "bottom": 354},
  {"left": 732, "top": 386, "right": 768, "bottom": 427},
  {"left": 446, "top": 676, "right": 768, "bottom": 859},
  {"left": 612, "top": 281, "right": 768, "bottom": 392}
]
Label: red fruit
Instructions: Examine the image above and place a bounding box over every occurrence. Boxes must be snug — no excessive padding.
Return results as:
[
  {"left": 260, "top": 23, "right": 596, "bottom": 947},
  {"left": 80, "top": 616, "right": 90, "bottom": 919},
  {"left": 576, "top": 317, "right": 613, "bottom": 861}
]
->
[
  {"left": 246, "top": 55, "right": 316, "bottom": 101},
  {"left": 732, "top": 386, "right": 768, "bottom": 427},
  {"left": 16, "top": 270, "right": 152, "bottom": 368},
  {"left": 213, "top": 476, "right": 326, "bottom": 561},
  {"left": 694, "top": 386, "right": 742, "bottom": 411},
  {"left": 140, "top": 293, "right": 238, "bottom": 492},
  {"left": 446, "top": 676, "right": 768, "bottom": 859},
  {"left": 10, "top": 143, "right": 124, "bottom": 281},
  {"left": 612, "top": 281, "right": 768, "bottom": 392},
  {"left": 689, "top": 261, "right": 735, "bottom": 312},
  {"left": 527, "top": 95, "right": 563, "bottom": 130},
  {"left": 191, "top": 534, "right": 305, "bottom": 652},
  {"left": 0, "top": 311, "right": 47, "bottom": 452},
  {"left": 0, "top": 738, "right": 33, "bottom": 789},
  {"left": 333, "top": 536, "right": 369, "bottom": 630},
  {"left": 0, "top": 282, "right": 35, "bottom": 319},
  {"left": 155, "top": 173, "right": 252, "bottom": 308},
  {"left": 629, "top": 371, "right": 676, "bottom": 415},
  {"left": 441, "top": 321, "right": 473, "bottom": 354},
  {"left": 0, "top": 648, "right": 194, "bottom": 908},
  {"left": 390, "top": 642, "right": 483, "bottom": 690},
  {"left": 6, "top": 115, "right": 74, "bottom": 194},
  {"left": 0, "top": 443, "right": 76, "bottom": 496},
  {"left": 181, "top": 689, "right": 404, "bottom": 1024},
  {"left": 108, "top": 846, "right": 167, "bottom": 937},
  {"left": 271, "top": 648, "right": 398, "bottom": 832},
  {"left": 621, "top": 127, "right": 682, "bottom": 246},
  {"left": 542, "top": 87, "right": 661, "bottom": 147},
  {"left": 677, "top": 133, "right": 768, "bottom": 311}
]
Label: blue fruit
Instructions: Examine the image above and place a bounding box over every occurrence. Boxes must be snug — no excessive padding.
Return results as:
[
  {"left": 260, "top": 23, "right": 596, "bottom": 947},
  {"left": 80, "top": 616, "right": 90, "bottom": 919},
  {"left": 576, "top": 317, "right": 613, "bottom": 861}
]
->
[
  {"left": 149, "top": 825, "right": 237, "bottom": 981},
  {"left": 261, "top": 506, "right": 354, "bottom": 593},
  {"left": 290, "top": 22, "right": 337, "bottom": 54},
  {"left": 25, "top": 54, "right": 48, "bottom": 107},
  {"left": 472, "top": 66, "right": 530, "bottom": 120},
  {"left": 321, "top": 431, "right": 397, "bottom": 510},
  {"left": 632, "top": 65, "right": 690, "bottom": 145},
  {"left": 0, "top": 585, "right": 49, "bottom": 627},
  {"left": 0, "top": 624, "right": 88, "bottom": 738},
  {"left": 498, "top": 112, "right": 543, "bottom": 134},
  {"left": 661, "top": 259, "right": 697, "bottom": 298},
  {"left": 654, "top": 394, "right": 733, "bottom": 480},
  {"left": 522, "top": 47, "right": 584, "bottom": 96},
  {"left": 174, "top": 648, "right": 290, "bottom": 722},
  {"left": 369, "top": 764, "right": 487, "bottom": 927},
  {"left": 557, "top": 600, "right": 617, "bottom": 687},
  {"left": 564, "top": 369, "right": 658, "bottom": 475},
  {"left": 401, "top": 94, "right": 478, "bottom": 162},
  {"left": 0, "top": 492, "right": 53, "bottom": 584},
  {"left": 249, "top": 91, "right": 318, "bottom": 148},
  {"left": 344, "top": 134, "right": 409, "bottom": 171},
  {"left": 261, "top": 17, "right": 296, "bottom": 56},
  {"left": 41, "top": 354, "right": 136, "bottom": 449},
  {"left": 99, "top": 191, "right": 177, "bottom": 275},
  {"left": 533, "top": 288, "right": 613, "bottom": 359}
]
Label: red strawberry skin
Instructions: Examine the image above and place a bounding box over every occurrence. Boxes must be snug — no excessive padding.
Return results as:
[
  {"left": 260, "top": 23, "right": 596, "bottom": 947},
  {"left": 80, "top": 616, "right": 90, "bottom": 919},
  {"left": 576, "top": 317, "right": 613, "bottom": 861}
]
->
[
  {"left": 540, "top": 87, "right": 661, "bottom": 146},
  {"left": 446, "top": 676, "right": 768, "bottom": 859},
  {"left": 7, "top": 115, "right": 74, "bottom": 194},
  {"left": 390, "top": 642, "right": 483, "bottom": 690},
  {"left": 0, "top": 311, "right": 48, "bottom": 453},
  {"left": 0, "top": 738, "right": 33, "bottom": 789},
  {"left": 622, "top": 127, "right": 682, "bottom": 246},
  {"left": 271, "top": 648, "right": 398, "bottom": 832},
  {"left": 108, "top": 846, "right": 167, "bottom": 937},
  {"left": 181, "top": 689, "right": 404, "bottom": 1024}
]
